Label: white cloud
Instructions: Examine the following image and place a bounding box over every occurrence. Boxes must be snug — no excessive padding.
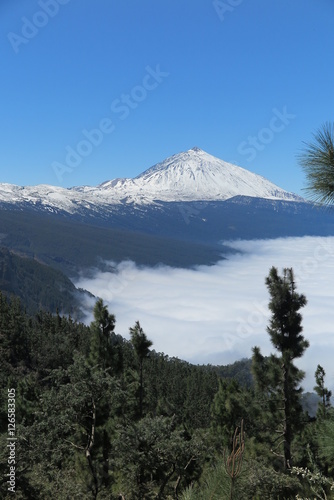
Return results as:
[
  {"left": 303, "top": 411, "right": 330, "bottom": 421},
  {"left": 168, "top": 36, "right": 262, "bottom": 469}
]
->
[{"left": 75, "top": 236, "right": 334, "bottom": 392}]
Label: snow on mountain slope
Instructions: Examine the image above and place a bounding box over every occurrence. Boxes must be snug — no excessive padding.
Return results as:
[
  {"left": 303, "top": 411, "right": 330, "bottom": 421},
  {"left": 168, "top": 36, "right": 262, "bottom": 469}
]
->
[
  {"left": 0, "top": 148, "right": 302, "bottom": 214},
  {"left": 133, "top": 147, "right": 300, "bottom": 202}
]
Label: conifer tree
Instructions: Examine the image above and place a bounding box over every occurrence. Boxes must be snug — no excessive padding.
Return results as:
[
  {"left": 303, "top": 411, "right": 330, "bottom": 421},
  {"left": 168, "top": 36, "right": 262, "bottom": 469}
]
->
[
  {"left": 211, "top": 379, "right": 244, "bottom": 447},
  {"left": 314, "top": 364, "right": 332, "bottom": 419},
  {"left": 129, "top": 321, "right": 152, "bottom": 418},
  {"left": 299, "top": 122, "right": 334, "bottom": 205},
  {"left": 252, "top": 267, "right": 309, "bottom": 469},
  {"left": 89, "top": 298, "right": 116, "bottom": 369}
]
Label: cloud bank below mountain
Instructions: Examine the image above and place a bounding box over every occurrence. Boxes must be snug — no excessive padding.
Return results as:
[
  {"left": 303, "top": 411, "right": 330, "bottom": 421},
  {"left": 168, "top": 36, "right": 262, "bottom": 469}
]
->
[{"left": 75, "top": 236, "right": 334, "bottom": 391}]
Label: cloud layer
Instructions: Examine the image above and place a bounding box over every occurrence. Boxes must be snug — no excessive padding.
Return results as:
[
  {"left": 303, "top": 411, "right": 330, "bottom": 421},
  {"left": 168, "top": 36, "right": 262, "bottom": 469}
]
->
[{"left": 75, "top": 236, "right": 334, "bottom": 391}]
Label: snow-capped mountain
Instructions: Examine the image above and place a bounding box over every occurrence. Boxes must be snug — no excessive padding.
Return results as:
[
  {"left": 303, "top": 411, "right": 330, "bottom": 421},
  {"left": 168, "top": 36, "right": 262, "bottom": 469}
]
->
[
  {"left": 98, "top": 147, "right": 300, "bottom": 203},
  {"left": 0, "top": 148, "right": 301, "bottom": 214},
  {"left": 2, "top": 147, "right": 334, "bottom": 276}
]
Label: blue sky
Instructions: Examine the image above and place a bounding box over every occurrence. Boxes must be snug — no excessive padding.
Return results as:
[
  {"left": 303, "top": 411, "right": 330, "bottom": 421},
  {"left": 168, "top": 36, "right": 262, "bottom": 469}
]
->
[{"left": 1, "top": 0, "right": 333, "bottom": 194}]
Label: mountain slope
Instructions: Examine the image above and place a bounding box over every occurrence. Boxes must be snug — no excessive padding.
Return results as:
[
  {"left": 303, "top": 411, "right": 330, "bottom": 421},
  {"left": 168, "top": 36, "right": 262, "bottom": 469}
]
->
[
  {"left": 1, "top": 196, "right": 334, "bottom": 278},
  {"left": 0, "top": 210, "right": 226, "bottom": 277},
  {"left": 1, "top": 147, "right": 333, "bottom": 277},
  {"left": 98, "top": 147, "right": 302, "bottom": 203},
  {"left": 134, "top": 147, "right": 300, "bottom": 201},
  {"left": 0, "top": 148, "right": 302, "bottom": 216},
  {"left": 0, "top": 247, "right": 85, "bottom": 316}
]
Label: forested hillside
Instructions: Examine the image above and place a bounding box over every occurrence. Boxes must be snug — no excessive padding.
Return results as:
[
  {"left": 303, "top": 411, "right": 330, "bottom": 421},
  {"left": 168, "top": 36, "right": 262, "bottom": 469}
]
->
[
  {"left": 0, "top": 247, "right": 85, "bottom": 317},
  {"left": 0, "top": 210, "right": 224, "bottom": 277},
  {"left": 1, "top": 268, "right": 333, "bottom": 499}
]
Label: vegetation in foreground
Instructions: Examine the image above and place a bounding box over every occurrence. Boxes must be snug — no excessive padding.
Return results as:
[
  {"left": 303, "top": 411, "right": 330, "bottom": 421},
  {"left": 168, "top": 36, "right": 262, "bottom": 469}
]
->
[{"left": 1, "top": 265, "right": 334, "bottom": 499}]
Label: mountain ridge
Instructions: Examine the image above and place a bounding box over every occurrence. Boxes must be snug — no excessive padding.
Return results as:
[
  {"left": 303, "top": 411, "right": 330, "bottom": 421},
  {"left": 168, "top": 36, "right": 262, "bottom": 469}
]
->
[
  {"left": 0, "top": 148, "right": 302, "bottom": 214},
  {"left": 2, "top": 147, "right": 329, "bottom": 279}
]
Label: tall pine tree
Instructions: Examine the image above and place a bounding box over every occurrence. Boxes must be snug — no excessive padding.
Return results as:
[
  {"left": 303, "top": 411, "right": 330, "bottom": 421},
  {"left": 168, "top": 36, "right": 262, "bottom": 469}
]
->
[
  {"left": 129, "top": 321, "right": 152, "bottom": 419},
  {"left": 89, "top": 298, "right": 116, "bottom": 370},
  {"left": 314, "top": 364, "right": 332, "bottom": 419},
  {"left": 252, "top": 267, "right": 309, "bottom": 469}
]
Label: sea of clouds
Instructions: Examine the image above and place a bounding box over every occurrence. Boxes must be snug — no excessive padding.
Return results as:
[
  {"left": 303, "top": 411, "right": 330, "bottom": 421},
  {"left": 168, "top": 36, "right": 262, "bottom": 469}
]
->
[{"left": 75, "top": 236, "right": 334, "bottom": 392}]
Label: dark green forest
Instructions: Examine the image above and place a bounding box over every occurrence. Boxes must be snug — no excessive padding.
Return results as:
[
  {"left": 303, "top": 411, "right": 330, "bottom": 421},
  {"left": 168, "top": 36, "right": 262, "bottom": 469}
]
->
[
  {"left": 0, "top": 247, "right": 84, "bottom": 317},
  {"left": 1, "top": 267, "right": 334, "bottom": 499},
  {"left": 0, "top": 210, "right": 224, "bottom": 277}
]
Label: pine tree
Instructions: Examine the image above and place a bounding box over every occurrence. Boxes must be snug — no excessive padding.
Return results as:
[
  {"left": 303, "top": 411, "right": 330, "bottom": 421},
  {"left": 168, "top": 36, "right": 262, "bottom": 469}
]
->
[
  {"left": 298, "top": 122, "right": 334, "bottom": 205},
  {"left": 129, "top": 321, "right": 153, "bottom": 419},
  {"left": 89, "top": 298, "right": 116, "bottom": 369},
  {"left": 252, "top": 267, "right": 309, "bottom": 469},
  {"left": 314, "top": 364, "right": 332, "bottom": 419},
  {"left": 211, "top": 379, "right": 244, "bottom": 447}
]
